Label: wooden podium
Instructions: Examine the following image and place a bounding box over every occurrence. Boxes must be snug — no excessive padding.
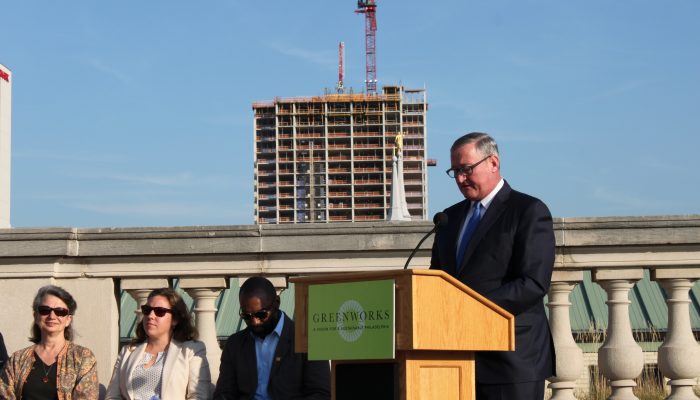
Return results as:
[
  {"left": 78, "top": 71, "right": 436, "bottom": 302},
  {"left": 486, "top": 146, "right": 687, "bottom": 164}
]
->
[{"left": 291, "top": 269, "right": 514, "bottom": 400}]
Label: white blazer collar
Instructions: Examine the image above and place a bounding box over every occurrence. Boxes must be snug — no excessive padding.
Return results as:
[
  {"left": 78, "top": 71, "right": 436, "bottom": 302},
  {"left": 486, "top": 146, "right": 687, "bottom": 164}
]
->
[
  {"left": 161, "top": 340, "right": 182, "bottom": 393},
  {"left": 123, "top": 342, "right": 147, "bottom": 399}
]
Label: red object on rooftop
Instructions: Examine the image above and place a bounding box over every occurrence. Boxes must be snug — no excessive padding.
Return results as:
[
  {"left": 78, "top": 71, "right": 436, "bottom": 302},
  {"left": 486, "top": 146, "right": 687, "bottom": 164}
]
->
[{"left": 355, "top": 0, "right": 377, "bottom": 94}]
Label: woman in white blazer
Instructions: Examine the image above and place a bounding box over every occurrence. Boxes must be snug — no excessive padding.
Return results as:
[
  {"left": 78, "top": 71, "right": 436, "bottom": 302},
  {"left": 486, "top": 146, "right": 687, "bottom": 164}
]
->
[{"left": 106, "top": 288, "right": 212, "bottom": 400}]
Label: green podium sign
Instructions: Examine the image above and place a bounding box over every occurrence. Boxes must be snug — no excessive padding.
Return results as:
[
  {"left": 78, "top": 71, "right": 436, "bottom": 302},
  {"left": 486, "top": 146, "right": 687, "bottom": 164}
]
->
[{"left": 307, "top": 279, "right": 395, "bottom": 360}]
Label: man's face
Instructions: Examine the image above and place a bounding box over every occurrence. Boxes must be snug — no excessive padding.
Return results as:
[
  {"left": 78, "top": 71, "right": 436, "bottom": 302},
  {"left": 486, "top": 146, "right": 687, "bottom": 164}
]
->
[
  {"left": 239, "top": 294, "right": 279, "bottom": 337},
  {"left": 450, "top": 143, "right": 500, "bottom": 201}
]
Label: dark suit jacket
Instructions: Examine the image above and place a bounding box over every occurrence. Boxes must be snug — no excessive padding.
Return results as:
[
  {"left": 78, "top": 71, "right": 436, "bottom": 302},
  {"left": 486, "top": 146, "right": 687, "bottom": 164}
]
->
[
  {"left": 431, "top": 181, "right": 556, "bottom": 384},
  {"left": 0, "top": 332, "right": 7, "bottom": 371},
  {"left": 213, "top": 313, "right": 330, "bottom": 400}
]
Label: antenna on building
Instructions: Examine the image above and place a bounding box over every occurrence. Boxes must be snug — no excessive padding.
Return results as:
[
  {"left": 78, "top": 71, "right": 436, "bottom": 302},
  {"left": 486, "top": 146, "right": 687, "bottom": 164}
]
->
[
  {"left": 337, "top": 42, "right": 345, "bottom": 94},
  {"left": 355, "top": 0, "right": 377, "bottom": 94}
]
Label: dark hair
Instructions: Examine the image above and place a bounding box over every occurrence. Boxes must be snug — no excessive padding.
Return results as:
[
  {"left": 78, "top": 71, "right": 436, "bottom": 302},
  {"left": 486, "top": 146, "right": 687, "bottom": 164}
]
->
[
  {"left": 132, "top": 288, "right": 198, "bottom": 345},
  {"left": 450, "top": 132, "right": 500, "bottom": 157},
  {"left": 239, "top": 276, "right": 277, "bottom": 303},
  {"left": 30, "top": 285, "right": 77, "bottom": 343}
]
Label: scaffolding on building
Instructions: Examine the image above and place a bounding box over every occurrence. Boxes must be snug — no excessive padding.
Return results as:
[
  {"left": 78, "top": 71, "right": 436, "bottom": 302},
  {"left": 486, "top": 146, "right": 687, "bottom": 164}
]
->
[{"left": 253, "top": 85, "right": 428, "bottom": 224}]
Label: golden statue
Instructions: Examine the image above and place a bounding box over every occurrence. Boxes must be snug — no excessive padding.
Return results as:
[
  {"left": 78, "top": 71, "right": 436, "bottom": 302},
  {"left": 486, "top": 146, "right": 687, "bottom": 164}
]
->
[{"left": 394, "top": 132, "right": 403, "bottom": 157}]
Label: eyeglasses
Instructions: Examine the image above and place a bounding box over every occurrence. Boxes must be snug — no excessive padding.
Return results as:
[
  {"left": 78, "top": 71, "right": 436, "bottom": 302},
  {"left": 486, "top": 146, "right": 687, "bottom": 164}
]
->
[
  {"left": 445, "top": 155, "right": 491, "bottom": 178},
  {"left": 141, "top": 305, "right": 173, "bottom": 317},
  {"left": 36, "top": 306, "right": 71, "bottom": 317},
  {"left": 239, "top": 307, "right": 272, "bottom": 321}
]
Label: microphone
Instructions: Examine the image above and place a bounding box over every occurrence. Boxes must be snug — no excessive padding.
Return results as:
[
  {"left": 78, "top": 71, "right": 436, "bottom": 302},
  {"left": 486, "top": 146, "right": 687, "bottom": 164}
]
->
[{"left": 403, "top": 212, "right": 448, "bottom": 270}]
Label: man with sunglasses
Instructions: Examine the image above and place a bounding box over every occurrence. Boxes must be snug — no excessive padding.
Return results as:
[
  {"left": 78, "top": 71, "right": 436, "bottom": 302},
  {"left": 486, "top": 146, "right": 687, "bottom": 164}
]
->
[
  {"left": 213, "top": 276, "right": 330, "bottom": 400},
  {"left": 431, "top": 132, "right": 556, "bottom": 400}
]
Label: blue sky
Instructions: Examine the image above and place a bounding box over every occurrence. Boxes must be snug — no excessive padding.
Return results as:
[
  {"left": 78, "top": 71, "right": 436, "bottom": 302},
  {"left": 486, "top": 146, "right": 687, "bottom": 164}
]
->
[{"left": 2, "top": 1, "right": 699, "bottom": 228}]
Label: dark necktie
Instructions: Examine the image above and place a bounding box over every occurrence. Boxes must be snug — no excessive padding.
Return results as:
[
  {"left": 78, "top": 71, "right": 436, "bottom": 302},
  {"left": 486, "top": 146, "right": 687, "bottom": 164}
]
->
[{"left": 456, "top": 202, "right": 482, "bottom": 273}]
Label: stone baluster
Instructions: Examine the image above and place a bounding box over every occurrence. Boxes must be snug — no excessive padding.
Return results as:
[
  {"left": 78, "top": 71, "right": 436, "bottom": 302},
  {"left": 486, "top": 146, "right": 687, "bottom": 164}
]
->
[
  {"left": 547, "top": 271, "right": 585, "bottom": 400},
  {"left": 652, "top": 269, "right": 700, "bottom": 400},
  {"left": 180, "top": 277, "right": 228, "bottom": 384},
  {"left": 594, "top": 269, "right": 645, "bottom": 400}
]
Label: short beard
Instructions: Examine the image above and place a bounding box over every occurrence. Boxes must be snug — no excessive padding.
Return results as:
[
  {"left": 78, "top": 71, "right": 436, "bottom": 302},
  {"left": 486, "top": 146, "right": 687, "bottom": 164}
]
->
[{"left": 251, "top": 309, "right": 281, "bottom": 338}]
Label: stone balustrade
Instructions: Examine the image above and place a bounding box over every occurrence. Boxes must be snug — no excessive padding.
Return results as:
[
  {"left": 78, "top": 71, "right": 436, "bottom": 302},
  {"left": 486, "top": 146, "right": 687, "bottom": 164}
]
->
[{"left": 1, "top": 215, "right": 699, "bottom": 399}]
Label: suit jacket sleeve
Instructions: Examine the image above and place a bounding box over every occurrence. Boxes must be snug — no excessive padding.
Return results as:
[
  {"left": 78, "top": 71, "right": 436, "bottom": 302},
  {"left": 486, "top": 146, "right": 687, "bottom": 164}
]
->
[
  {"left": 188, "top": 341, "right": 213, "bottom": 399},
  {"left": 430, "top": 232, "right": 441, "bottom": 269},
  {"left": 0, "top": 333, "right": 7, "bottom": 370},
  {"left": 484, "top": 199, "right": 555, "bottom": 316},
  {"left": 430, "top": 214, "right": 448, "bottom": 271},
  {"left": 105, "top": 345, "right": 129, "bottom": 400},
  {"left": 430, "top": 200, "right": 466, "bottom": 272},
  {"left": 213, "top": 338, "right": 239, "bottom": 400},
  {"left": 185, "top": 341, "right": 212, "bottom": 400}
]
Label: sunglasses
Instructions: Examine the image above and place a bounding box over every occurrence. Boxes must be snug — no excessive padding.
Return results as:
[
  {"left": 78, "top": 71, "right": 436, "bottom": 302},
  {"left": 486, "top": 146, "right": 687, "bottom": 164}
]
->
[
  {"left": 36, "top": 306, "right": 71, "bottom": 317},
  {"left": 239, "top": 308, "right": 272, "bottom": 321},
  {"left": 141, "top": 305, "right": 173, "bottom": 317}
]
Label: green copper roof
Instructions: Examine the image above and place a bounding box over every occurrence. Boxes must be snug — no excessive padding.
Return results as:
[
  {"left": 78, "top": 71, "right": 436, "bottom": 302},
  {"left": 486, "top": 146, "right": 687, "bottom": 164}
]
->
[{"left": 563, "top": 270, "right": 700, "bottom": 333}]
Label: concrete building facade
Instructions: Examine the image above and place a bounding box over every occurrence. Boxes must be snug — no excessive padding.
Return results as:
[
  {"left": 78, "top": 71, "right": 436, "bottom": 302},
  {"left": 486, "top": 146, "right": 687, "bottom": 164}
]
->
[
  {"left": 0, "top": 63, "right": 11, "bottom": 228},
  {"left": 253, "top": 85, "right": 428, "bottom": 224}
]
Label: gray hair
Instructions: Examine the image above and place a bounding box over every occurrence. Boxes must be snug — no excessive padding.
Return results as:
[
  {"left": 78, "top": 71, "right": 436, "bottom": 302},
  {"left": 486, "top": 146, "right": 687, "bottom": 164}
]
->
[
  {"left": 450, "top": 132, "right": 500, "bottom": 157},
  {"left": 30, "top": 285, "right": 77, "bottom": 343}
]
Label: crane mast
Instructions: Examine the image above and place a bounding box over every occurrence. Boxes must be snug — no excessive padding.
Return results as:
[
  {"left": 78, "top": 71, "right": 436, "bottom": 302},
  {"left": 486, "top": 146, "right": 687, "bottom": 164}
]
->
[
  {"left": 337, "top": 42, "right": 345, "bottom": 93},
  {"left": 355, "top": 0, "right": 377, "bottom": 94}
]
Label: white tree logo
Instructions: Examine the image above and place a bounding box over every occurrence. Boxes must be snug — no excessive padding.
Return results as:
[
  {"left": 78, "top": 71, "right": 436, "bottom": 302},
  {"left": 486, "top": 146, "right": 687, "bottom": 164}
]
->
[{"left": 336, "top": 300, "right": 365, "bottom": 342}]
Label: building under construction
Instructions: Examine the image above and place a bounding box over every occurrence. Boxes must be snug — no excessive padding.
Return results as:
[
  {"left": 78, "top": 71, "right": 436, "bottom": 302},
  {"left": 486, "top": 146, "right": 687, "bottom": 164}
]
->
[{"left": 253, "top": 85, "right": 428, "bottom": 224}]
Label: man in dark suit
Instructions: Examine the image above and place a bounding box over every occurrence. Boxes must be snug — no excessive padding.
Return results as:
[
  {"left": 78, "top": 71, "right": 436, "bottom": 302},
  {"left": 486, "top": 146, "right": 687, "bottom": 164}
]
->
[
  {"left": 431, "top": 132, "right": 555, "bottom": 400},
  {"left": 213, "top": 276, "right": 330, "bottom": 400}
]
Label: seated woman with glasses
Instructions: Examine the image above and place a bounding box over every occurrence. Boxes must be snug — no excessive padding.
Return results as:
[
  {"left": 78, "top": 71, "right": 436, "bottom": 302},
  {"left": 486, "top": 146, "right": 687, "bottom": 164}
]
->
[
  {"left": 0, "top": 285, "right": 99, "bottom": 399},
  {"left": 106, "top": 288, "right": 212, "bottom": 400}
]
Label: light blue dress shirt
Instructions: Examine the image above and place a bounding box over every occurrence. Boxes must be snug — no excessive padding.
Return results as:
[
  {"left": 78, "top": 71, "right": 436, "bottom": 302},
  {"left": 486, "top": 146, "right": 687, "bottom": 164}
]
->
[{"left": 253, "top": 311, "right": 285, "bottom": 400}]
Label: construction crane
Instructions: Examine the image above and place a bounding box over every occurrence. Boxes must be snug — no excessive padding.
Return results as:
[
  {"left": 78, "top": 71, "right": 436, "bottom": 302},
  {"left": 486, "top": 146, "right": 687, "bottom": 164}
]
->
[
  {"left": 355, "top": 0, "right": 377, "bottom": 94},
  {"left": 336, "top": 42, "right": 345, "bottom": 93}
]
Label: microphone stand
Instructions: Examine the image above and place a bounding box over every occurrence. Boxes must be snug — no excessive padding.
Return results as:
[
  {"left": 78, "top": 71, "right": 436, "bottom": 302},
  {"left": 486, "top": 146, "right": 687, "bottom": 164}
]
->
[{"left": 404, "top": 213, "right": 447, "bottom": 270}]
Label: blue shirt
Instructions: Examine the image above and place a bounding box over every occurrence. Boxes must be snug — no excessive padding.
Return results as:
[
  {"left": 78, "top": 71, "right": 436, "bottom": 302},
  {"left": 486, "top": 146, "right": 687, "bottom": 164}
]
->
[{"left": 253, "top": 312, "right": 285, "bottom": 400}]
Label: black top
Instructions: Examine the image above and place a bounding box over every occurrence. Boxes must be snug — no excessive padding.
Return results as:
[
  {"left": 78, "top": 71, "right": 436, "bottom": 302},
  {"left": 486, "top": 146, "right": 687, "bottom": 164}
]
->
[{"left": 21, "top": 353, "right": 58, "bottom": 400}]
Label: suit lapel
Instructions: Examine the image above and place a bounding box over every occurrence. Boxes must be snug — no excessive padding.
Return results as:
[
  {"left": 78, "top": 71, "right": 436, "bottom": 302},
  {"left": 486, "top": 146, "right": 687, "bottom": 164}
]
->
[
  {"left": 457, "top": 182, "right": 512, "bottom": 277},
  {"left": 241, "top": 330, "right": 258, "bottom": 389},
  {"left": 124, "top": 343, "right": 146, "bottom": 399},
  {"left": 271, "top": 315, "right": 292, "bottom": 378},
  {"left": 161, "top": 340, "right": 181, "bottom": 396},
  {"left": 445, "top": 200, "right": 469, "bottom": 275}
]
